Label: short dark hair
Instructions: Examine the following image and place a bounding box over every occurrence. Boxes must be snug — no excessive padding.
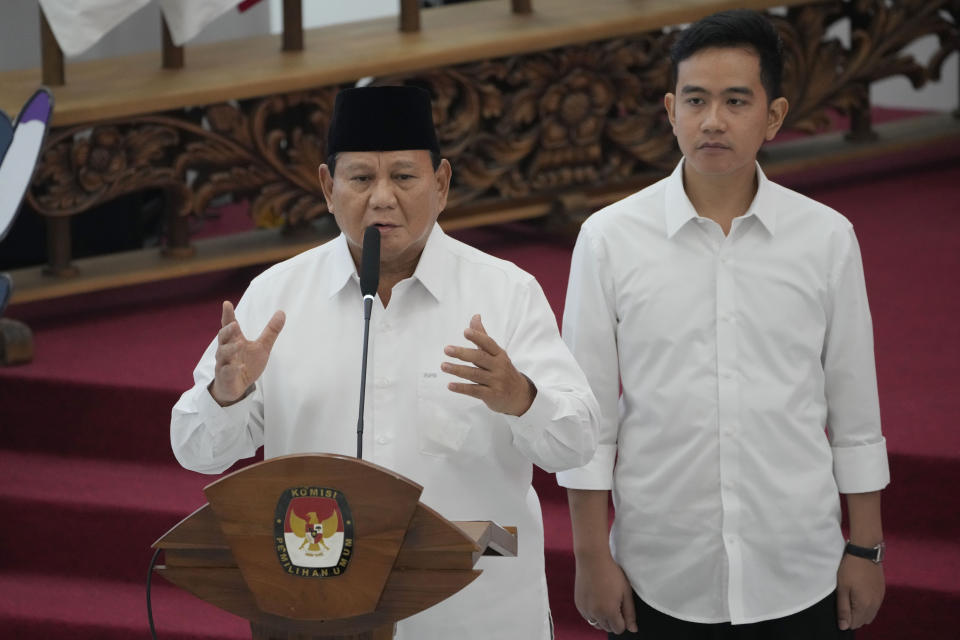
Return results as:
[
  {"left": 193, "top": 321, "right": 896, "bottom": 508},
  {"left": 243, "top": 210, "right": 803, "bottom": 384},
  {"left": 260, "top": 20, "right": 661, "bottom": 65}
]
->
[
  {"left": 325, "top": 151, "right": 442, "bottom": 177},
  {"left": 670, "top": 9, "right": 784, "bottom": 102}
]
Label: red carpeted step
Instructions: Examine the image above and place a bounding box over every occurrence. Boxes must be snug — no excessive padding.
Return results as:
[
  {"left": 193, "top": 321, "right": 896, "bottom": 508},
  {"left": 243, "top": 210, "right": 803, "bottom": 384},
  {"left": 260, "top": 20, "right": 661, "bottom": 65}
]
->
[
  {"left": 0, "top": 377, "right": 181, "bottom": 463},
  {"left": 0, "top": 570, "right": 609, "bottom": 640},
  {"left": 860, "top": 585, "right": 960, "bottom": 639},
  {"left": 0, "top": 572, "right": 249, "bottom": 640},
  {"left": 0, "top": 450, "right": 213, "bottom": 581},
  {"left": 884, "top": 454, "right": 960, "bottom": 541}
]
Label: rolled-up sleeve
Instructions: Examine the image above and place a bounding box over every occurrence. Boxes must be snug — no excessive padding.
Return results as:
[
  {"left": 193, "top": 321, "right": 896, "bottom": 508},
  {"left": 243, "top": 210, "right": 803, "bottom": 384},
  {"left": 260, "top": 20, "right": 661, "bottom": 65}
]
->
[
  {"left": 556, "top": 225, "right": 621, "bottom": 490},
  {"left": 823, "top": 226, "right": 890, "bottom": 493}
]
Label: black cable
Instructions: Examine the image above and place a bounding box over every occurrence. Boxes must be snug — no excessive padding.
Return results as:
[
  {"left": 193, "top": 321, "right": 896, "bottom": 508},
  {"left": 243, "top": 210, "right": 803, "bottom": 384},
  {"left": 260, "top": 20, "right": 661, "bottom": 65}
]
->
[{"left": 146, "top": 546, "right": 162, "bottom": 640}]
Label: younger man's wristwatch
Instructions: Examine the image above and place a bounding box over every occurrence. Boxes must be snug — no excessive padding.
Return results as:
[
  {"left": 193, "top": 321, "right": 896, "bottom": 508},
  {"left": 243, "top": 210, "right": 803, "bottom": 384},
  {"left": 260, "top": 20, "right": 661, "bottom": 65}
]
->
[{"left": 844, "top": 540, "right": 885, "bottom": 564}]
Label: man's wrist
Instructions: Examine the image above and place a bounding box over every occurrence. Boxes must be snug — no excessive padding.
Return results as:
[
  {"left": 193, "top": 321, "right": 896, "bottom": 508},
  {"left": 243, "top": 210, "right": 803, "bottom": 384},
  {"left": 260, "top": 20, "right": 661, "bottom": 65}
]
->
[
  {"left": 573, "top": 545, "right": 616, "bottom": 564},
  {"left": 208, "top": 380, "right": 253, "bottom": 407},
  {"left": 512, "top": 373, "right": 537, "bottom": 416}
]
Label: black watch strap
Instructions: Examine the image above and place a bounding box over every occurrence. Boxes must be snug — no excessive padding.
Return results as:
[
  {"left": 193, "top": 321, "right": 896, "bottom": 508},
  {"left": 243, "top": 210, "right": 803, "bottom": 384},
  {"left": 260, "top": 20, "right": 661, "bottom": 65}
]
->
[{"left": 844, "top": 540, "right": 885, "bottom": 564}]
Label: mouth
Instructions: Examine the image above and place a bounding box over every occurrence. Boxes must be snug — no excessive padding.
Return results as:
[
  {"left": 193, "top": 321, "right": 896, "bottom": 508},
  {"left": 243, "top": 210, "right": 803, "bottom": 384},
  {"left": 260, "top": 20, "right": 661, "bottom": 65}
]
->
[
  {"left": 698, "top": 142, "right": 730, "bottom": 150},
  {"left": 370, "top": 222, "right": 400, "bottom": 232}
]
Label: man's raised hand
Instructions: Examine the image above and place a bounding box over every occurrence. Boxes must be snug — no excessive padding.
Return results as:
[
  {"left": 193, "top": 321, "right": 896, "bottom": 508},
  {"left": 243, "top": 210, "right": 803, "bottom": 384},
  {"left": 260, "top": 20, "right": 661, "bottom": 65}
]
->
[
  {"left": 209, "top": 301, "right": 285, "bottom": 406},
  {"left": 442, "top": 314, "right": 536, "bottom": 416}
]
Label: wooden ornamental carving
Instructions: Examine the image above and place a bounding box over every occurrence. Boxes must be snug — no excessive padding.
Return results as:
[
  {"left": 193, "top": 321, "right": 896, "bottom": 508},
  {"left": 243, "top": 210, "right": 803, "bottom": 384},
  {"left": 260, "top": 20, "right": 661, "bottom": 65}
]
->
[
  {"left": 31, "top": 121, "right": 190, "bottom": 219},
  {"left": 28, "top": 88, "right": 338, "bottom": 233},
  {"left": 375, "top": 32, "right": 680, "bottom": 209},
  {"left": 773, "top": 0, "right": 959, "bottom": 133}
]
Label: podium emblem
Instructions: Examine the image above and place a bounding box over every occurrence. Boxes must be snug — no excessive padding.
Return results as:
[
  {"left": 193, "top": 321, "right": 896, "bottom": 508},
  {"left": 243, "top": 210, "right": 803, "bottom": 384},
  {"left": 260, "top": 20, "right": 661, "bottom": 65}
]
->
[{"left": 274, "top": 487, "right": 354, "bottom": 578}]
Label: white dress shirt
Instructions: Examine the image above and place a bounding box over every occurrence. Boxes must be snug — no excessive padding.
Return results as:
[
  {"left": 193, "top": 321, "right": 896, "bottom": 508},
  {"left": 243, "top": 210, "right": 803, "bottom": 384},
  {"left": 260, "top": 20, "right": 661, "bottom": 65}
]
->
[
  {"left": 556, "top": 161, "right": 889, "bottom": 624},
  {"left": 172, "top": 224, "right": 599, "bottom": 639}
]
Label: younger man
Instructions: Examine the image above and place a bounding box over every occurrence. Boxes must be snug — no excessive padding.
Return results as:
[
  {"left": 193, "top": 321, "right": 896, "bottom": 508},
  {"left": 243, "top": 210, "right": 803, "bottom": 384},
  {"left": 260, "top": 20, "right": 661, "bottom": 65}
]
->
[{"left": 558, "top": 10, "right": 889, "bottom": 638}]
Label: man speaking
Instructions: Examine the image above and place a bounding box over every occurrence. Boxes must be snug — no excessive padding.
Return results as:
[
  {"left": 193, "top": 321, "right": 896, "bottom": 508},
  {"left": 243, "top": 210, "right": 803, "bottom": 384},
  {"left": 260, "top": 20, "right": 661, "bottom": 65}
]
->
[{"left": 171, "top": 85, "right": 599, "bottom": 639}]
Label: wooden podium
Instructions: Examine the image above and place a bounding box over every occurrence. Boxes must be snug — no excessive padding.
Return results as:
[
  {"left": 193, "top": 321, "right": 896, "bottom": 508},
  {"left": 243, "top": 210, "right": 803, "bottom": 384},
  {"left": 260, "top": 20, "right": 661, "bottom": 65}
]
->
[{"left": 153, "top": 453, "right": 517, "bottom": 639}]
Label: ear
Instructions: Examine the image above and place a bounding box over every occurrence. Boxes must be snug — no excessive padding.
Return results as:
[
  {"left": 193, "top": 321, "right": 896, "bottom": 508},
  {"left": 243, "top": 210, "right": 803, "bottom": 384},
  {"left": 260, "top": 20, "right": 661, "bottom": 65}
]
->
[
  {"left": 765, "top": 96, "right": 789, "bottom": 141},
  {"left": 664, "top": 93, "right": 678, "bottom": 135},
  {"left": 318, "top": 164, "right": 335, "bottom": 213},
  {"left": 433, "top": 158, "right": 452, "bottom": 213}
]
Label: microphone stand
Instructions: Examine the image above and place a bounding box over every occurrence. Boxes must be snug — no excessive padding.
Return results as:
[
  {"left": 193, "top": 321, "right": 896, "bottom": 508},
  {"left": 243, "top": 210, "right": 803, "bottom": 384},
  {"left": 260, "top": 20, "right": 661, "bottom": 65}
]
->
[
  {"left": 355, "top": 225, "right": 380, "bottom": 459},
  {"left": 356, "top": 292, "right": 374, "bottom": 459}
]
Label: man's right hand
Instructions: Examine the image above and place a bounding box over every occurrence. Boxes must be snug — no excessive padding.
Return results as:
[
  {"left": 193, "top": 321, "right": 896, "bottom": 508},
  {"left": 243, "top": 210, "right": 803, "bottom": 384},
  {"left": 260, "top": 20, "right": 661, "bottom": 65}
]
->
[
  {"left": 209, "top": 301, "right": 285, "bottom": 406},
  {"left": 574, "top": 550, "right": 638, "bottom": 634}
]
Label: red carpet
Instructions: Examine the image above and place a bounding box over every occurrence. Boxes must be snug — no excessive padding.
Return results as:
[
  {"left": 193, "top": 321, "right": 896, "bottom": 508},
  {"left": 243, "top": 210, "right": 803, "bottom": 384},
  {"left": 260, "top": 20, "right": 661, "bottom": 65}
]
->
[{"left": 2, "top": 137, "right": 959, "bottom": 638}]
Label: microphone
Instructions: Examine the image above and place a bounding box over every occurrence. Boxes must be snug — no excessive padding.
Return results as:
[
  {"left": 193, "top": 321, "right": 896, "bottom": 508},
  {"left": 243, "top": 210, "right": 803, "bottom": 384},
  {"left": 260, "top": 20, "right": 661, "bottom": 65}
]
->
[
  {"left": 356, "top": 226, "right": 380, "bottom": 459},
  {"left": 359, "top": 225, "right": 380, "bottom": 308}
]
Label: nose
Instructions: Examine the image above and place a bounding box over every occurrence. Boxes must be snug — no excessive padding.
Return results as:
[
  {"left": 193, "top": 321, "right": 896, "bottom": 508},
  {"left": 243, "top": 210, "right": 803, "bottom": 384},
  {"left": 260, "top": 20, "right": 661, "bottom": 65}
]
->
[
  {"left": 701, "top": 102, "right": 726, "bottom": 133},
  {"left": 369, "top": 176, "right": 398, "bottom": 210}
]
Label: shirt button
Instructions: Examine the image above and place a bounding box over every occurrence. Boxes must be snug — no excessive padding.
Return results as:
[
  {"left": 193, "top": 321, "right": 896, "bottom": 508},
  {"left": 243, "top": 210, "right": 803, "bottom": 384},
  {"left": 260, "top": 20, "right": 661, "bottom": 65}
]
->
[
  {"left": 375, "top": 377, "right": 391, "bottom": 388},
  {"left": 720, "top": 370, "right": 735, "bottom": 380},
  {"left": 376, "top": 435, "right": 391, "bottom": 445}
]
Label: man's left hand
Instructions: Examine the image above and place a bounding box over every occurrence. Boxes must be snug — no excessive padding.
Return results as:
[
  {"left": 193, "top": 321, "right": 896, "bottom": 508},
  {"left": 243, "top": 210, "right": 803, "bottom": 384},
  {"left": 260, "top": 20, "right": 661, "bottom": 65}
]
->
[
  {"left": 836, "top": 552, "right": 885, "bottom": 630},
  {"left": 442, "top": 314, "right": 536, "bottom": 416}
]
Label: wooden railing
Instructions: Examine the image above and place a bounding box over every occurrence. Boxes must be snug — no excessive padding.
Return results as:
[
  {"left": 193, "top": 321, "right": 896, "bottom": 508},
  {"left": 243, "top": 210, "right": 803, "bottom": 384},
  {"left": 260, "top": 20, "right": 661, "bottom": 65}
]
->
[{"left": 1, "top": 0, "right": 958, "bottom": 304}]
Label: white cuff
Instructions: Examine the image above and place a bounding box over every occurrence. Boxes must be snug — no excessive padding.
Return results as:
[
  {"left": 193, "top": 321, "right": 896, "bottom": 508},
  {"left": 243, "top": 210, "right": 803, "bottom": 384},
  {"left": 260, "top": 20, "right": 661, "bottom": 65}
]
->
[
  {"left": 556, "top": 443, "right": 617, "bottom": 490},
  {"left": 196, "top": 384, "right": 258, "bottom": 451},
  {"left": 507, "top": 382, "right": 555, "bottom": 431},
  {"left": 833, "top": 437, "right": 890, "bottom": 493}
]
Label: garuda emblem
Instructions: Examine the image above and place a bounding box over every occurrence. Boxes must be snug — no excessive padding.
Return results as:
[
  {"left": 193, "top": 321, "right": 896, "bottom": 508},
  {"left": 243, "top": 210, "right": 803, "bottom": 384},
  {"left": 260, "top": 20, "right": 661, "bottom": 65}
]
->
[
  {"left": 274, "top": 487, "right": 354, "bottom": 578},
  {"left": 293, "top": 509, "right": 338, "bottom": 555}
]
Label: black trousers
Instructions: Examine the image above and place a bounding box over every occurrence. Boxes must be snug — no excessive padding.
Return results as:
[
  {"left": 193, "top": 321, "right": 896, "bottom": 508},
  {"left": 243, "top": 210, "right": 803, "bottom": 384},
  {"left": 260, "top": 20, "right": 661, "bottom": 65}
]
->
[{"left": 611, "top": 591, "right": 854, "bottom": 640}]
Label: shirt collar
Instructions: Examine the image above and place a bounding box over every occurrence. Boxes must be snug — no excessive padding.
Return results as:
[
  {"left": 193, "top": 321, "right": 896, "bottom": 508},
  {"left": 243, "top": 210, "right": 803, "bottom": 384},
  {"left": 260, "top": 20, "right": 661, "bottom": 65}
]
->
[
  {"left": 327, "top": 233, "right": 359, "bottom": 298},
  {"left": 664, "top": 160, "right": 699, "bottom": 239},
  {"left": 663, "top": 159, "right": 778, "bottom": 238},
  {"left": 325, "top": 223, "right": 447, "bottom": 302},
  {"left": 410, "top": 223, "right": 446, "bottom": 303},
  {"left": 743, "top": 164, "right": 777, "bottom": 236}
]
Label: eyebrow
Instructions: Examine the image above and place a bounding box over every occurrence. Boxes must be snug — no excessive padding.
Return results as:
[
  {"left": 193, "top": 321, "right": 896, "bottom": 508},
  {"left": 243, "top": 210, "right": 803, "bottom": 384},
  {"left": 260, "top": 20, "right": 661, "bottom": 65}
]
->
[
  {"left": 340, "top": 161, "right": 375, "bottom": 172},
  {"left": 681, "top": 85, "right": 755, "bottom": 96},
  {"left": 339, "top": 157, "right": 422, "bottom": 172}
]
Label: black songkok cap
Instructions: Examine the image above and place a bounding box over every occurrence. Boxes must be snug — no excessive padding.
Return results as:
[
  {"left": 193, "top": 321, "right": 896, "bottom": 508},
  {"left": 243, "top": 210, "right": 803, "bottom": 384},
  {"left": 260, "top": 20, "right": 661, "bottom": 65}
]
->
[{"left": 326, "top": 85, "right": 441, "bottom": 156}]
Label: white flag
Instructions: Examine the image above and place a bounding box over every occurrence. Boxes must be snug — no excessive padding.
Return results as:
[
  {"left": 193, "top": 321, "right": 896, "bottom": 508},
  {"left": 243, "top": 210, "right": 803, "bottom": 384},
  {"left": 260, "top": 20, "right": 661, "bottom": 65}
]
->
[{"left": 38, "top": 0, "right": 152, "bottom": 57}]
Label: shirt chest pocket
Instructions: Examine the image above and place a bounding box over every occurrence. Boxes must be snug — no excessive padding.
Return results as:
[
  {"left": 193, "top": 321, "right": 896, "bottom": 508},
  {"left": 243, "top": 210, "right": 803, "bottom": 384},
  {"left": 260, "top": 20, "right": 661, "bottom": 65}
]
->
[{"left": 416, "top": 374, "right": 479, "bottom": 457}]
